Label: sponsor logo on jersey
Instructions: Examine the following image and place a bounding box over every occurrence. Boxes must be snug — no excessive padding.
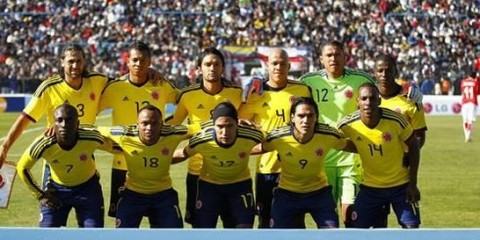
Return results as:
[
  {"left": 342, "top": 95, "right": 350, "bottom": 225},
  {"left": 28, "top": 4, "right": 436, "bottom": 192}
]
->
[
  {"left": 122, "top": 96, "right": 129, "bottom": 101},
  {"left": 197, "top": 104, "right": 205, "bottom": 109}
]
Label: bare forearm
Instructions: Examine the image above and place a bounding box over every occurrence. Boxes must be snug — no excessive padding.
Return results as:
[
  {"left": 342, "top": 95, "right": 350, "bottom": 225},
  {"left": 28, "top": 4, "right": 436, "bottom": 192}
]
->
[{"left": 1, "top": 114, "right": 32, "bottom": 150}]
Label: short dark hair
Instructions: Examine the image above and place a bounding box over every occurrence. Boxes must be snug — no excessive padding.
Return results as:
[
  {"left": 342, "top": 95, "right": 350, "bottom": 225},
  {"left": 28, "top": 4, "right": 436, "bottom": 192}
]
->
[
  {"left": 54, "top": 103, "right": 79, "bottom": 119},
  {"left": 129, "top": 41, "right": 151, "bottom": 58},
  {"left": 320, "top": 40, "right": 344, "bottom": 55},
  {"left": 289, "top": 97, "right": 319, "bottom": 120},
  {"left": 358, "top": 82, "right": 379, "bottom": 95},
  {"left": 197, "top": 47, "right": 225, "bottom": 68},
  {"left": 138, "top": 105, "right": 163, "bottom": 118},
  {"left": 376, "top": 53, "right": 399, "bottom": 78}
]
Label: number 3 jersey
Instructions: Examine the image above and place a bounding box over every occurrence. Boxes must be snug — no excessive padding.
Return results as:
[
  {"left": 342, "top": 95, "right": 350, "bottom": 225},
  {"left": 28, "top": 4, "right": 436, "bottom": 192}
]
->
[
  {"left": 263, "top": 124, "right": 346, "bottom": 193},
  {"left": 338, "top": 108, "right": 413, "bottom": 188}
]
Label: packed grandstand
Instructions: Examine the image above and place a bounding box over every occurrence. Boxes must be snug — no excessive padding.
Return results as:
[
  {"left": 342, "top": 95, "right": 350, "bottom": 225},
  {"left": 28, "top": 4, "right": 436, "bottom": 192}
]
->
[{"left": 0, "top": 0, "right": 479, "bottom": 94}]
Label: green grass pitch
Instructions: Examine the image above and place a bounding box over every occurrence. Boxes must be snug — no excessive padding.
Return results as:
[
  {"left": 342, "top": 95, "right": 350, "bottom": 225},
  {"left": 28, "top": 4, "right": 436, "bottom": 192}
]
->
[{"left": 0, "top": 113, "right": 479, "bottom": 227}]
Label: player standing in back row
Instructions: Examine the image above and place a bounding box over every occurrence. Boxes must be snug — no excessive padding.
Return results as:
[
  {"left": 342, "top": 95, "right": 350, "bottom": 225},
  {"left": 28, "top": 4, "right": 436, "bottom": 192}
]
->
[{"left": 299, "top": 40, "right": 375, "bottom": 227}]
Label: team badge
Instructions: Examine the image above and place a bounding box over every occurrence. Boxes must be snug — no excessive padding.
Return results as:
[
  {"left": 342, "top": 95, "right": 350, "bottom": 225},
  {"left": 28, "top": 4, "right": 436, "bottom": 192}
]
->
[
  {"left": 289, "top": 96, "right": 296, "bottom": 104},
  {"left": 115, "top": 218, "right": 121, "bottom": 227},
  {"left": 79, "top": 153, "right": 88, "bottom": 162},
  {"left": 151, "top": 91, "right": 159, "bottom": 100},
  {"left": 344, "top": 89, "right": 353, "bottom": 99},
  {"left": 351, "top": 210, "right": 358, "bottom": 220},
  {"left": 315, "top": 148, "right": 324, "bottom": 156},
  {"left": 196, "top": 200, "right": 203, "bottom": 209},
  {"left": 161, "top": 147, "right": 170, "bottom": 156},
  {"left": 239, "top": 151, "right": 246, "bottom": 159},
  {"left": 89, "top": 92, "right": 96, "bottom": 101},
  {"left": 382, "top": 132, "right": 392, "bottom": 142}
]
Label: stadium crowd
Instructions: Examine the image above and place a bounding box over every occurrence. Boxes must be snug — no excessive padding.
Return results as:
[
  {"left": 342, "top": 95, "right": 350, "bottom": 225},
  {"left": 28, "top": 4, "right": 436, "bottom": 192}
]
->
[{"left": 0, "top": 0, "right": 479, "bottom": 94}]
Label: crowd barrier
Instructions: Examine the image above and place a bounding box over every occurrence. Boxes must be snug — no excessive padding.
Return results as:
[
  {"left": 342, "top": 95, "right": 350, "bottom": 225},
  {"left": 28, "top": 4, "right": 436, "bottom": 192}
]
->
[
  {"left": 0, "top": 228, "right": 479, "bottom": 240},
  {"left": 0, "top": 94, "right": 476, "bottom": 116}
]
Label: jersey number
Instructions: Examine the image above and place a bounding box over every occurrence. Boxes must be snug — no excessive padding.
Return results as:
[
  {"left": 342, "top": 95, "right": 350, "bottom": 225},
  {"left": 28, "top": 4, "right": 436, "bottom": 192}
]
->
[
  {"left": 368, "top": 144, "right": 383, "bottom": 156},
  {"left": 298, "top": 159, "right": 308, "bottom": 169},
  {"left": 315, "top": 89, "right": 329, "bottom": 102},
  {"left": 463, "top": 86, "right": 475, "bottom": 100},
  {"left": 65, "top": 164, "right": 74, "bottom": 173},
  {"left": 76, "top": 104, "right": 85, "bottom": 117},
  {"left": 276, "top": 109, "right": 286, "bottom": 122},
  {"left": 219, "top": 160, "right": 234, "bottom": 167},
  {"left": 136, "top": 101, "right": 151, "bottom": 114},
  {"left": 143, "top": 157, "right": 159, "bottom": 168}
]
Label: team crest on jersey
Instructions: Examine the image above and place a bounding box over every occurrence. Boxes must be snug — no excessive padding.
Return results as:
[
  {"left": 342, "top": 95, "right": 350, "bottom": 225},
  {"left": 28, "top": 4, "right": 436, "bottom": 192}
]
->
[
  {"left": 52, "top": 159, "right": 60, "bottom": 164},
  {"left": 286, "top": 152, "right": 293, "bottom": 157},
  {"left": 151, "top": 91, "right": 159, "bottom": 100},
  {"left": 239, "top": 151, "right": 247, "bottom": 159},
  {"left": 344, "top": 89, "right": 353, "bottom": 99},
  {"left": 161, "top": 147, "right": 170, "bottom": 155},
  {"left": 351, "top": 210, "right": 358, "bottom": 220},
  {"left": 131, "top": 150, "right": 139, "bottom": 155},
  {"left": 115, "top": 218, "right": 121, "bottom": 227},
  {"left": 211, "top": 155, "right": 218, "bottom": 160},
  {"left": 89, "top": 92, "right": 96, "bottom": 101},
  {"left": 315, "top": 148, "right": 324, "bottom": 156},
  {"left": 382, "top": 132, "right": 392, "bottom": 142},
  {"left": 289, "top": 96, "right": 296, "bottom": 104},
  {"left": 79, "top": 153, "right": 88, "bottom": 162},
  {"left": 196, "top": 200, "right": 203, "bottom": 209},
  {"left": 356, "top": 136, "right": 363, "bottom": 141}
]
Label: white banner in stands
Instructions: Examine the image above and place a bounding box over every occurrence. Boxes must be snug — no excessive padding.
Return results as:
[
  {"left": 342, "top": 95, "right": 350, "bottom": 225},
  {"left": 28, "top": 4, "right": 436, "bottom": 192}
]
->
[{"left": 422, "top": 95, "right": 479, "bottom": 116}]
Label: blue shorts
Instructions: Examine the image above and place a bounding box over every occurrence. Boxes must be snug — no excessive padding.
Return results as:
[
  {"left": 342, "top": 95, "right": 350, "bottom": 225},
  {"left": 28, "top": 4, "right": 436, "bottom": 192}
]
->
[
  {"left": 40, "top": 174, "right": 104, "bottom": 227},
  {"left": 352, "top": 183, "right": 421, "bottom": 228},
  {"left": 116, "top": 188, "right": 183, "bottom": 228},
  {"left": 108, "top": 168, "right": 127, "bottom": 218},
  {"left": 185, "top": 173, "right": 234, "bottom": 227},
  {"left": 255, "top": 173, "right": 279, "bottom": 228},
  {"left": 195, "top": 179, "right": 255, "bottom": 228},
  {"left": 271, "top": 186, "right": 339, "bottom": 228}
]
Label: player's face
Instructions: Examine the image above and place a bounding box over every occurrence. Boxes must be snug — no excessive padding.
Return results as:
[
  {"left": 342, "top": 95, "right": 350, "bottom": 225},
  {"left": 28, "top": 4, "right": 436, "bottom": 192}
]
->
[
  {"left": 214, "top": 116, "right": 238, "bottom": 145},
  {"left": 320, "top": 45, "right": 346, "bottom": 78},
  {"left": 291, "top": 103, "right": 317, "bottom": 136},
  {"left": 268, "top": 50, "right": 290, "bottom": 84},
  {"left": 137, "top": 109, "right": 163, "bottom": 146},
  {"left": 357, "top": 86, "right": 381, "bottom": 118},
  {"left": 374, "top": 60, "right": 396, "bottom": 87},
  {"left": 200, "top": 54, "right": 224, "bottom": 83},
  {"left": 61, "top": 50, "right": 85, "bottom": 81},
  {"left": 128, "top": 49, "right": 151, "bottom": 77},
  {"left": 54, "top": 107, "right": 79, "bottom": 143}
]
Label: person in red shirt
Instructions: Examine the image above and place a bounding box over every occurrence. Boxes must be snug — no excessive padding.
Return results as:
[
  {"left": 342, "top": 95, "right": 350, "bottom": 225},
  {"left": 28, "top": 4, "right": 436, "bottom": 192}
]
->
[{"left": 460, "top": 72, "right": 480, "bottom": 142}]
